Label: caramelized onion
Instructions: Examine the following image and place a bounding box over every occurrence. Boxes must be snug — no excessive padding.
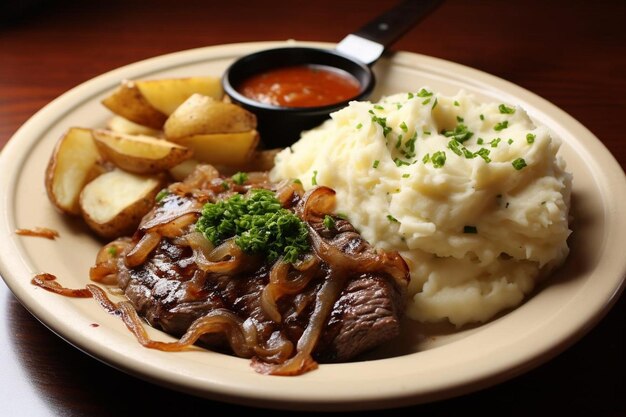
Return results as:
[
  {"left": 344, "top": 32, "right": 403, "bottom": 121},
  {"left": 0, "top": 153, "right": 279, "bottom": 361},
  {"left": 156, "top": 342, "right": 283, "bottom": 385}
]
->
[
  {"left": 31, "top": 273, "right": 92, "bottom": 297},
  {"left": 125, "top": 232, "right": 161, "bottom": 268}
]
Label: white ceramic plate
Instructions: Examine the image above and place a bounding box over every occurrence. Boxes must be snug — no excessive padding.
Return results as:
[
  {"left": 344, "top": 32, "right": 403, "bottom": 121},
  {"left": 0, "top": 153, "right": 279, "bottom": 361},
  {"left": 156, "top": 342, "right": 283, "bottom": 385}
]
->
[{"left": 0, "top": 41, "right": 625, "bottom": 411}]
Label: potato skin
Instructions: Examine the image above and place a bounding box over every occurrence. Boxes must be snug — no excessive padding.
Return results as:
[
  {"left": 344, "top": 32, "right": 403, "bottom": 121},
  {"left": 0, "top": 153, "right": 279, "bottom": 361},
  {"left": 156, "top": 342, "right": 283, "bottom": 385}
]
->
[
  {"left": 92, "top": 129, "right": 192, "bottom": 174},
  {"left": 79, "top": 170, "right": 163, "bottom": 239},
  {"left": 164, "top": 94, "right": 257, "bottom": 140},
  {"left": 102, "top": 81, "right": 167, "bottom": 129},
  {"left": 45, "top": 127, "right": 101, "bottom": 215}
]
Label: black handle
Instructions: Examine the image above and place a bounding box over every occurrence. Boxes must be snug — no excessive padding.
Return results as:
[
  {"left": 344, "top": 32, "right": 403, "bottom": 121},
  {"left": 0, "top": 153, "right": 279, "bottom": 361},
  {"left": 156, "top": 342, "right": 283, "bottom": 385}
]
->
[{"left": 353, "top": 0, "right": 442, "bottom": 48}]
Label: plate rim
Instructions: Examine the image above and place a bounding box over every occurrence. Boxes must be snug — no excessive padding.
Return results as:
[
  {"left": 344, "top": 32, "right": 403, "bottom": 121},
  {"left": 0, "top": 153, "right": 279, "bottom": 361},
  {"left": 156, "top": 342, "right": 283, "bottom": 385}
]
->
[{"left": 1, "top": 40, "right": 625, "bottom": 411}]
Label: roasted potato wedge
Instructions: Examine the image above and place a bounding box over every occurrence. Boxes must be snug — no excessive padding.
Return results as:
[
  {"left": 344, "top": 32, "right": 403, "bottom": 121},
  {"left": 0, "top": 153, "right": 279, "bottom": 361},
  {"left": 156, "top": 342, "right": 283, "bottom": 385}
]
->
[
  {"left": 45, "top": 127, "right": 101, "bottom": 215},
  {"left": 92, "top": 129, "right": 192, "bottom": 174},
  {"left": 106, "top": 115, "right": 161, "bottom": 136},
  {"left": 135, "top": 76, "right": 223, "bottom": 115},
  {"left": 164, "top": 94, "right": 256, "bottom": 140},
  {"left": 169, "top": 159, "right": 200, "bottom": 181},
  {"left": 101, "top": 81, "right": 167, "bottom": 129},
  {"left": 79, "top": 169, "right": 162, "bottom": 238},
  {"left": 173, "top": 130, "right": 259, "bottom": 167}
]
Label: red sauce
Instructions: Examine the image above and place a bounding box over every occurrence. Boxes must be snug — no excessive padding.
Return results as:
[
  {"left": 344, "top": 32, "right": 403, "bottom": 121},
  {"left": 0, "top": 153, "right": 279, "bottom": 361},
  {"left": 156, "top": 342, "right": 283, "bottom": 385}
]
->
[{"left": 238, "top": 65, "right": 361, "bottom": 108}]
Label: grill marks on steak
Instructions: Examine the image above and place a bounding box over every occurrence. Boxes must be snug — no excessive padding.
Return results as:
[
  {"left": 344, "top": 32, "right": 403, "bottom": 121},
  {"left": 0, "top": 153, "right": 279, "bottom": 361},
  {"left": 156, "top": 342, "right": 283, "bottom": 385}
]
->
[{"left": 116, "top": 182, "right": 409, "bottom": 365}]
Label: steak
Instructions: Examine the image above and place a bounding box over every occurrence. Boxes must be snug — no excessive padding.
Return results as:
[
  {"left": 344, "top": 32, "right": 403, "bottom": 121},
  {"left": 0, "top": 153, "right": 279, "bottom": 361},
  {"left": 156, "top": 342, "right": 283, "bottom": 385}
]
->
[{"left": 109, "top": 169, "right": 409, "bottom": 372}]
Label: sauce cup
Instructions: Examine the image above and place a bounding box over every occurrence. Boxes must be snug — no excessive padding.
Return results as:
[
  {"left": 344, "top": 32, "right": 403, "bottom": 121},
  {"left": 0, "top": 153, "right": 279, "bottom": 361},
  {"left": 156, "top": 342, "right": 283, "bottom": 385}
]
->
[{"left": 222, "top": 0, "right": 442, "bottom": 148}]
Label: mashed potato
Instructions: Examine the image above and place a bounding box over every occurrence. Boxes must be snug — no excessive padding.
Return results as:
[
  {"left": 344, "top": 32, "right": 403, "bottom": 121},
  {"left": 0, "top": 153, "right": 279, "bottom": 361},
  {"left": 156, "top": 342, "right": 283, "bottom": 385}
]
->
[{"left": 270, "top": 89, "right": 571, "bottom": 326}]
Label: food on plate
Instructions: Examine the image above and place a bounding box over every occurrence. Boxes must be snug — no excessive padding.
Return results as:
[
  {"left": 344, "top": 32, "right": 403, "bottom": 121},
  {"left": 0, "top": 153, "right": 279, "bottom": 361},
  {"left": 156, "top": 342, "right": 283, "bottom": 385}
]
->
[
  {"left": 102, "top": 76, "right": 222, "bottom": 129},
  {"left": 135, "top": 76, "right": 223, "bottom": 115},
  {"left": 45, "top": 127, "right": 101, "bottom": 215},
  {"left": 102, "top": 81, "right": 168, "bottom": 129},
  {"left": 238, "top": 65, "right": 361, "bottom": 108},
  {"left": 16, "top": 227, "right": 60, "bottom": 240},
  {"left": 90, "top": 167, "right": 409, "bottom": 375},
  {"left": 106, "top": 115, "right": 161, "bottom": 136},
  {"left": 79, "top": 168, "right": 162, "bottom": 238},
  {"left": 92, "top": 129, "right": 193, "bottom": 174},
  {"left": 41, "top": 74, "right": 572, "bottom": 376},
  {"left": 164, "top": 94, "right": 257, "bottom": 139},
  {"left": 172, "top": 130, "right": 260, "bottom": 168},
  {"left": 271, "top": 89, "right": 572, "bottom": 326}
]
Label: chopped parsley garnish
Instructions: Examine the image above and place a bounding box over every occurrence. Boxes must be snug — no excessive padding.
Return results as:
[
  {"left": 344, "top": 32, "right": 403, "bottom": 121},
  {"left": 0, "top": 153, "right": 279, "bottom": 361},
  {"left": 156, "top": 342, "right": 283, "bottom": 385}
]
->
[
  {"left": 480, "top": 114, "right": 485, "bottom": 121},
  {"left": 107, "top": 246, "right": 117, "bottom": 257},
  {"left": 402, "top": 173, "right": 410, "bottom": 178},
  {"left": 155, "top": 189, "right": 170, "bottom": 204},
  {"left": 221, "top": 182, "right": 230, "bottom": 190},
  {"left": 387, "top": 214, "right": 399, "bottom": 223},
  {"left": 417, "top": 88, "right": 433, "bottom": 97},
  {"left": 431, "top": 151, "right": 447, "bottom": 168},
  {"left": 526, "top": 133, "right": 536, "bottom": 144},
  {"left": 456, "top": 115, "right": 464, "bottom": 122},
  {"left": 336, "top": 212, "right": 348, "bottom": 220},
  {"left": 508, "top": 138, "right": 514, "bottom": 145},
  {"left": 408, "top": 92, "right": 414, "bottom": 99},
  {"left": 422, "top": 153, "right": 430, "bottom": 163},
  {"left": 195, "top": 189, "right": 310, "bottom": 264},
  {"left": 231, "top": 171, "right": 248, "bottom": 185},
  {"left": 293, "top": 178, "right": 302, "bottom": 185},
  {"left": 477, "top": 137, "right": 484, "bottom": 145},
  {"left": 423, "top": 129, "right": 431, "bottom": 135},
  {"left": 400, "top": 121, "right": 408, "bottom": 132},
  {"left": 454, "top": 100, "right": 460, "bottom": 107},
  {"left": 432, "top": 98, "right": 438, "bottom": 109},
  {"left": 499, "top": 104, "right": 515, "bottom": 114},
  {"left": 374, "top": 104, "right": 384, "bottom": 110},
  {"left": 422, "top": 98, "right": 431, "bottom": 105},
  {"left": 372, "top": 160, "right": 380, "bottom": 168},
  {"left": 322, "top": 215, "right": 336, "bottom": 230},
  {"left": 311, "top": 170, "right": 318, "bottom": 185},
  {"left": 490, "top": 137, "right": 501, "bottom": 147},
  {"left": 463, "top": 225, "right": 478, "bottom": 234},
  {"left": 494, "top": 120, "right": 509, "bottom": 131},
  {"left": 442, "top": 124, "right": 474, "bottom": 143},
  {"left": 512, "top": 158, "right": 527, "bottom": 170},
  {"left": 396, "top": 103, "right": 403, "bottom": 109},
  {"left": 356, "top": 122, "right": 363, "bottom": 129}
]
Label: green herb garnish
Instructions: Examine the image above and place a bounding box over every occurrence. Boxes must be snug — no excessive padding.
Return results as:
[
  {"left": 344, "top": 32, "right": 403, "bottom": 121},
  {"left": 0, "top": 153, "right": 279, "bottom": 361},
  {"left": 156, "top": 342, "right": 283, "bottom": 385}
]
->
[
  {"left": 490, "top": 138, "right": 501, "bottom": 148},
  {"left": 512, "top": 158, "right": 527, "bottom": 170},
  {"left": 231, "top": 171, "right": 248, "bottom": 185},
  {"left": 400, "top": 121, "right": 408, "bottom": 132},
  {"left": 372, "top": 160, "right": 380, "bottom": 169},
  {"left": 322, "top": 215, "right": 336, "bottom": 230},
  {"left": 499, "top": 104, "right": 515, "bottom": 114},
  {"left": 442, "top": 124, "right": 473, "bottom": 143},
  {"left": 480, "top": 114, "right": 485, "bottom": 121},
  {"left": 107, "top": 246, "right": 117, "bottom": 257},
  {"left": 475, "top": 148, "right": 491, "bottom": 163},
  {"left": 387, "top": 214, "right": 399, "bottom": 223},
  {"left": 155, "top": 189, "right": 170, "bottom": 204},
  {"left": 417, "top": 88, "right": 433, "bottom": 98},
  {"left": 526, "top": 133, "right": 536, "bottom": 144},
  {"left": 431, "top": 151, "right": 447, "bottom": 168},
  {"left": 454, "top": 100, "right": 460, "bottom": 106},
  {"left": 494, "top": 121, "right": 509, "bottom": 131},
  {"left": 312, "top": 170, "right": 318, "bottom": 186},
  {"left": 195, "top": 189, "right": 309, "bottom": 264},
  {"left": 356, "top": 122, "right": 363, "bottom": 130}
]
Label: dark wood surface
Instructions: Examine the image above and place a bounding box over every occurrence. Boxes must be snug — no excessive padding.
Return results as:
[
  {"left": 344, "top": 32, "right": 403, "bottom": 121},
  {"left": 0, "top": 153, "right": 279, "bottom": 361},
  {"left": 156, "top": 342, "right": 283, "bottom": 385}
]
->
[{"left": 1, "top": 0, "right": 624, "bottom": 415}]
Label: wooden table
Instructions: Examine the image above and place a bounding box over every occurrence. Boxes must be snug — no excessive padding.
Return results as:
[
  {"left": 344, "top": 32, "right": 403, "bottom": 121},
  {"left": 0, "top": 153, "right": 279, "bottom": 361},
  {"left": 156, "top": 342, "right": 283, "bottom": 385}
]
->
[{"left": 1, "top": 0, "right": 624, "bottom": 414}]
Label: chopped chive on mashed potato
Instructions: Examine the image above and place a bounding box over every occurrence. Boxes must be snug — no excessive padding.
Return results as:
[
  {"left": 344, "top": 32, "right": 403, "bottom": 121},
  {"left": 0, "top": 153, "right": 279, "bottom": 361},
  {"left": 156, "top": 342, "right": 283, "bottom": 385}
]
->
[{"left": 270, "top": 89, "right": 572, "bottom": 326}]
